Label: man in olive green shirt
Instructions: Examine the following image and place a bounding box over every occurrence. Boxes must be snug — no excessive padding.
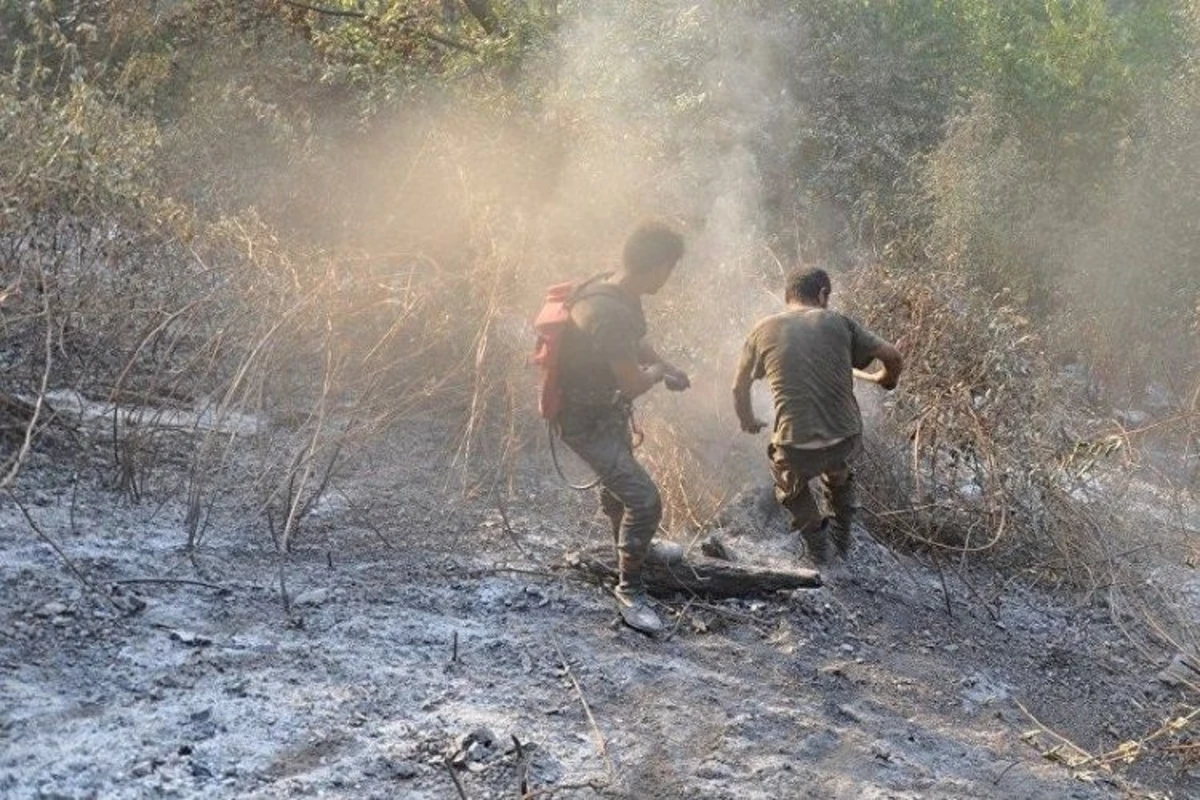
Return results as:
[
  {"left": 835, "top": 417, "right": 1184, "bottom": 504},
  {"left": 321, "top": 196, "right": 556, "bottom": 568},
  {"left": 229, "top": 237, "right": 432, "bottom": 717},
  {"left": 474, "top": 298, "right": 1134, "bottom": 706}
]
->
[{"left": 732, "top": 267, "right": 903, "bottom": 564}]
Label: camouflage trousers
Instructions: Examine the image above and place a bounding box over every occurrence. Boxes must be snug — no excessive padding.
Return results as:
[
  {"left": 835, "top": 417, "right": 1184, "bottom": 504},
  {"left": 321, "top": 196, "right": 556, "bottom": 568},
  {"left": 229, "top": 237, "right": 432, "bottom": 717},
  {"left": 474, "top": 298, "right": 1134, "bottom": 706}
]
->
[
  {"left": 768, "top": 435, "right": 861, "bottom": 562},
  {"left": 558, "top": 404, "right": 661, "bottom": 596}
]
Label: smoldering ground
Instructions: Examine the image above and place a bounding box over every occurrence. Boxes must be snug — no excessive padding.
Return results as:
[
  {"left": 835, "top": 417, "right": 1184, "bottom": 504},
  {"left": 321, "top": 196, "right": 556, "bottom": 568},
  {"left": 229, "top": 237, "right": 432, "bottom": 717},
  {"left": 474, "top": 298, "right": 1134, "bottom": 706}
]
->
[{"left": 3, "top": 2, "right": 1199, "bottom": 797}]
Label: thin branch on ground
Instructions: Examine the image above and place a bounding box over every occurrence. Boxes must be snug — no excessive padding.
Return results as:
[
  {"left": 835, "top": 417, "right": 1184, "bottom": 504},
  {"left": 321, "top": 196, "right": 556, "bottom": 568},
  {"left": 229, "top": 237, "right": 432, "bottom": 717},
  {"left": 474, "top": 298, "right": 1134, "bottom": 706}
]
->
[
  {"left": 331, "top": 487, "right": 394, "bottom": 549},
  {"left": 550, "top": 633, "right": 615, "bottom": 781},
  {"left": 443, "top": 754, "right": 470, "bottom": 800},
  {"left": 6, "top": 488, "right": 122, "bottom": 612},
  {"left": 112, "top": 577, "right": 231, "bottom": 594},
  {"left": 495, "top": 486, "right": 528, "bottom": 558},
  {"left": 280, "top": 0, "right": 366, "bottom": 18},
  {"left": 512, "top": 734, "right": 530, "bottom": 796},
  {"left": 1015, "top": 698, "right": 1094, "bottom": 766}
]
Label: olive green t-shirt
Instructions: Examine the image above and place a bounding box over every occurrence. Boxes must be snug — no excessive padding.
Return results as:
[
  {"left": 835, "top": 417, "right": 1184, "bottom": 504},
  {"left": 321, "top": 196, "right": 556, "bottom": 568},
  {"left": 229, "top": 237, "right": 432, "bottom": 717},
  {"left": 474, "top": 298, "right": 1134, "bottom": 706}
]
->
[
  {"left": 557, "top": 282, "right": 646, "bottom": 405},
  {"left": 738, "top": 308, "right": 886, "bottom": 447}
]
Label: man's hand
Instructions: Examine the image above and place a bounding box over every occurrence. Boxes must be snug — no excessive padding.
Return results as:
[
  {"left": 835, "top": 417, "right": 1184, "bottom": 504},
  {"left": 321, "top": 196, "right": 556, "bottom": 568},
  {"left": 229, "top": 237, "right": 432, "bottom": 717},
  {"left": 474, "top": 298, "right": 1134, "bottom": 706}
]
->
[
  {"left": 612, "top": 360, "right": 665, "bottom": 399},
  {"left": 663, "top": 366, "right": 690, "bottom": 392},
  {"left": 643, "top": 363, "right": 668, "bottom": 384},
  {"left": 853, "top": 367, "right": 899, "bottom": 391},
  {"left": 740, "top": 417, "right": 767, "bottom": 434}
]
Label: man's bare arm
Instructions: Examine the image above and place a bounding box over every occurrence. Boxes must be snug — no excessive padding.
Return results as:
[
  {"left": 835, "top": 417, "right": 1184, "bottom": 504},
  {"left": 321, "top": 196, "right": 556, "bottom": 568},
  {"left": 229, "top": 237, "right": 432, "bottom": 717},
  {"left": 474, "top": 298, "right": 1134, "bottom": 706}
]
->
[
  {"left": 637, "top": 339, "right": 661, "bottom": 366},
  {"left": 637, "top": 339, "right": 689, "bottom": 391},
  {"left": 611, "top": 358, "right": 666, "bottom": 400},
  {"left": 854, "top": 342, "right": 904, "bottom": 391},
  {"left": 732, "top": 359, "right": 766, "bottom": 434}
]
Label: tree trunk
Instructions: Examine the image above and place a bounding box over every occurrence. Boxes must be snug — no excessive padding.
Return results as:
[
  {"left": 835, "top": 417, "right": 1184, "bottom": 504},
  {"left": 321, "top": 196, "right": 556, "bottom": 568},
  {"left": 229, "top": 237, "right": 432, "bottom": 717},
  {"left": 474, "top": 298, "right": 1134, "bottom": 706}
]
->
[{"left": 563, "top": 547, "right": 822, "bottom": 599}]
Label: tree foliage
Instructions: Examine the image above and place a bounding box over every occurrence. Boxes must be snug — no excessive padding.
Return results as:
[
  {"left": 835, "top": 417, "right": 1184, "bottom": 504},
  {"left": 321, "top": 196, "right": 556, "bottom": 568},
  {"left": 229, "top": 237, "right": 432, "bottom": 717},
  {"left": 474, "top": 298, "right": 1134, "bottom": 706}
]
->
[{"left": 1, "top": 0, "right": 1196, "bottom": 510}]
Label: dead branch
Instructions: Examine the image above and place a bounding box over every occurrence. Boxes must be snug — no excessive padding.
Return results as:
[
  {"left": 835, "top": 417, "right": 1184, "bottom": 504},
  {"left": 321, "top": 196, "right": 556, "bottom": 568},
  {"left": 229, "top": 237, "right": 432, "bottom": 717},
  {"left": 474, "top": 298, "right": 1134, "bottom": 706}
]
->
[
  {"left": 564, "top": 546, "right": 821, "bottom": 598},
  {"left": 512, "top": 735, "right": 530, "bottom": 796},
  {"left": 280, "top": 0, "right": 366, "bottom": 18},
  {"left": 112, "top": 577, "right": 231, "bottom": 594},
  {"left": 6, "top": 488, "right": 122, "bottom": 612},
  {"left": 443, "top": 754, "right": 470, "bottom": 800},
  {"left": 420, "top": 29, "right": 478, "bottom": 54},
  {"left": 1015, "top": 698, "right": 1094, "bottom": 767},
  {"left": 550, "top": 633, "right": 615, "bottom": 781},
  {"left": 1081, "top": 706, "right": 1200, "bottom": 769}
]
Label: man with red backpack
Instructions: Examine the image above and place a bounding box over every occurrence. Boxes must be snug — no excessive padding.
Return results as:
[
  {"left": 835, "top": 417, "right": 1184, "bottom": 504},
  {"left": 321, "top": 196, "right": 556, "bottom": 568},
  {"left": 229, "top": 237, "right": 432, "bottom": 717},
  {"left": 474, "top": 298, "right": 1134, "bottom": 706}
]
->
[{"left": 546, "top": 220, "right": 689, "bottom": 634}]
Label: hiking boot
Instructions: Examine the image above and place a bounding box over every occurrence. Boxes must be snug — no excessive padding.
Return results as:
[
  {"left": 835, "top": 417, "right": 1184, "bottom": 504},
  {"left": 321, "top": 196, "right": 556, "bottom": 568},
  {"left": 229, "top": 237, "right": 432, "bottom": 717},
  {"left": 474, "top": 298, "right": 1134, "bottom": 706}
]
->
[
  {"left": 800, "top": 521, "right": 833, "bottom": 566},
  {"left": 614, "top": 590, "right": 665, "bottom": 635},
  {"left": 645, "top": 538, "right": 685, "bottom": 565},
  {"left": 830, "top": 523, "right": 853, "bottom": 558}
]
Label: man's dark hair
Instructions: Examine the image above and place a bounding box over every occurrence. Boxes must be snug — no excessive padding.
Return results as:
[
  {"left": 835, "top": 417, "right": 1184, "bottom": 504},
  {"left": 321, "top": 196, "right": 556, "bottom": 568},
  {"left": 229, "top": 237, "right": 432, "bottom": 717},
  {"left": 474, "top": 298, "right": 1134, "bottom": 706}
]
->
[
  {"left": 785, "top": 267, "right": 832, "bottom": 303},
  {"left": 623, "top": 220, "right": 685, "bottom": 274}
]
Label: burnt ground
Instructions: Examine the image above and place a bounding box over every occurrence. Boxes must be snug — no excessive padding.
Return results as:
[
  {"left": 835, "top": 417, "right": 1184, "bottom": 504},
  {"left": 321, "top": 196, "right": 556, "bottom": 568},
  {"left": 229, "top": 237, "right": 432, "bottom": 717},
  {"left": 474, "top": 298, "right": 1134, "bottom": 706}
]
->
[{"left": 1, "top": 414, "right": 1198, "bottom": 799}]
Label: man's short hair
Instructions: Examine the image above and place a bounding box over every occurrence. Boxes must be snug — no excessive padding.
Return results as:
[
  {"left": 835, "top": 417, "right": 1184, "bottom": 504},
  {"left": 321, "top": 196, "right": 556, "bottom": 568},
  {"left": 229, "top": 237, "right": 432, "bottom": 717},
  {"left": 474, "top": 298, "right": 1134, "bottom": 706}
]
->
[
  {"left": 786, "top": 267, "right": 831, "bottom": 303},
  {"left": 623, "top": 220, "right": 685, "bottom": 274}
]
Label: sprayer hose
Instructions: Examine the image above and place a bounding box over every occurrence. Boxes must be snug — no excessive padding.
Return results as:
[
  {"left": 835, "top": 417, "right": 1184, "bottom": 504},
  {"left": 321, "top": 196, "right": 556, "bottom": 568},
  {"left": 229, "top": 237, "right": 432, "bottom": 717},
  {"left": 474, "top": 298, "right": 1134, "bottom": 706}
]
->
[{"left": 547, "top": 420, "right": 603, "bottom": 491}]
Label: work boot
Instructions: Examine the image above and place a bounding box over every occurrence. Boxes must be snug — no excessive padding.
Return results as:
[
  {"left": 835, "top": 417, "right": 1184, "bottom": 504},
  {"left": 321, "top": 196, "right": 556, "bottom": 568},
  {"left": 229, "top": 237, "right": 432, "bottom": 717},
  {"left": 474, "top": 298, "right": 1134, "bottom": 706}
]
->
[
  {"left": 830, "top": 523, "right": 853, "bottom": 558},
  {"left": 645, "top": 538, "right": 685, "bottom": 565},
  {"left": 614, "top": 589, "right": 665, "bottom": 635},
  {"left": 822, "top": 472, "right": 858, "bottom": 559},
  {"left": 799, "top": 520, "right": 833, "bottom": 566}
]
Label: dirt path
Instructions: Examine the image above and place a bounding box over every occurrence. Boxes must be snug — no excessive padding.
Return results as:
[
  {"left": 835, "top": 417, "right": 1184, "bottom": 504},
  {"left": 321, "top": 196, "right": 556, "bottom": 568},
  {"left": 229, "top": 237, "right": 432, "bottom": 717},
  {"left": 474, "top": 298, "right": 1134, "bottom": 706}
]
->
[{"left": 1, "top": 433, "right": 1196, "bottom": 799}]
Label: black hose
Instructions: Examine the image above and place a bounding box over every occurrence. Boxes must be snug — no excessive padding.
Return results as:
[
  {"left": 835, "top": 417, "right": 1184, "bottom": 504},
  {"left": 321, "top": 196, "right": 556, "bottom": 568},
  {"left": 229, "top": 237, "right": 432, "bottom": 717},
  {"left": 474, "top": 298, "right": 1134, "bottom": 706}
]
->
[{"left": 547, "top": 420, "right": 602, "bottom": 491}]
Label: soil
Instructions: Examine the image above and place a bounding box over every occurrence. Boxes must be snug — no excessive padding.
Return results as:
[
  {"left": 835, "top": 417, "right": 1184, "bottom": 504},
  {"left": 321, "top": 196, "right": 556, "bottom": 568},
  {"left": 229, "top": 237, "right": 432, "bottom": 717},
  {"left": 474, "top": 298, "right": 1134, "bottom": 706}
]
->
[{"left": 2, "top": 413, "right": 1198, "bottom": 799}]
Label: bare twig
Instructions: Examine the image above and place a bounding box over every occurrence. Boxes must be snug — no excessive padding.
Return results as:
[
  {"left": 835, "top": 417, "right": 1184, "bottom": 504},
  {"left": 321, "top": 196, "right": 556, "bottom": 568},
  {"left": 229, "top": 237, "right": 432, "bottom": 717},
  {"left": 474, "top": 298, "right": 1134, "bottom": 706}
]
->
[
  {"left": 1015, "top": 698, "right": 1093, "bottom": 766},
  {"left": 464, "top": 565, "right": 559, "bottom": 580},
  {"left": 929, "top": 548, "right": 954, "bottom": 619},
  {"left": 443, "top": 754, "right": 470, "bottom": 800},
  {"left": 664, "top": 597, "right": 695, "bottom": 640},
  {"left": 512, "top": 735, "right": 530, "bottom": 796},
  {"left": 5, "top": 488, "right": 122, "bottom": 612},
  {"left": 280, "top": 0, "right": 366, "bottom": 18},
  {"left": 495, "top": 487, "right": 528, "bottom": 557},
  {"left": 550, "top": 633, "right": 615, "bottom": 781},
  {"left": 420, "top": 29, "right": 478, "bottom": 54},
  {"left": 1080, "top": 706, "right": 1200, "bottom": 769},
  {"left": 112, "top": 578, "right": 231, "bottom": 594},
  {"left": 331, "top": 486, "right": 393, "bottom": 549}
]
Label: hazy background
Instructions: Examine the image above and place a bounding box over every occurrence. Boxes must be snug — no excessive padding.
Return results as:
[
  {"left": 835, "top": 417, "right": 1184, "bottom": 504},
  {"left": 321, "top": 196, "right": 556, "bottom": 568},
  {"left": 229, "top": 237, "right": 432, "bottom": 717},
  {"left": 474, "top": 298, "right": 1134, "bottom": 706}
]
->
[
  {"left": 1, "top": 0, "right": 1198, "bottom": 777},
  {"left": 1, "top": 0, "right": 1197, "bottom": 586}
]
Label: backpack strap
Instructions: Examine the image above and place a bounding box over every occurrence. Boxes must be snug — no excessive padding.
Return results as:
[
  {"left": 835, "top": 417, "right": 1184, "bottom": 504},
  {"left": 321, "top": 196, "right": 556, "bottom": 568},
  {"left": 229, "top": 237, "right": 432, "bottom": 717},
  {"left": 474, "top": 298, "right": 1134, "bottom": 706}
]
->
[{"left": 566, "top": 272, "right": 614, "bottom": 308}]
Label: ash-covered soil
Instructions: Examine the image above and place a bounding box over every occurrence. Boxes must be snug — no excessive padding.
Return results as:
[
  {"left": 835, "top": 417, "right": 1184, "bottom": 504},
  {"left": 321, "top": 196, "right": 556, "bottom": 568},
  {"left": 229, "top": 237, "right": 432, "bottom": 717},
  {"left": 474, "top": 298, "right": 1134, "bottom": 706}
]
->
[{"left": 1, "top": 418, "right": 1197, "bottom": 799}]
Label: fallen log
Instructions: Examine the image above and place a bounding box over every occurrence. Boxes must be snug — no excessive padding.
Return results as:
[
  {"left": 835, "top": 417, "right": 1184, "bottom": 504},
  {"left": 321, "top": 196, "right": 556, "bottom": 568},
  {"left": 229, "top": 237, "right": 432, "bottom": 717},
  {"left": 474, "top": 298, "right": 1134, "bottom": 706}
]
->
[{"left": 563, "top": 546, "right": 821, "bottom": 599}]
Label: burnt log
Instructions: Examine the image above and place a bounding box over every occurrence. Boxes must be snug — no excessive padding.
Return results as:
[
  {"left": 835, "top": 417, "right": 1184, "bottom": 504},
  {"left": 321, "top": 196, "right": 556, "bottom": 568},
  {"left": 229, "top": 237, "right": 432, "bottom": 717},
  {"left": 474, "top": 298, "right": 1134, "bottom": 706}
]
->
[{"left": 563, "top": 546, "right": 821, "bottom": 599}]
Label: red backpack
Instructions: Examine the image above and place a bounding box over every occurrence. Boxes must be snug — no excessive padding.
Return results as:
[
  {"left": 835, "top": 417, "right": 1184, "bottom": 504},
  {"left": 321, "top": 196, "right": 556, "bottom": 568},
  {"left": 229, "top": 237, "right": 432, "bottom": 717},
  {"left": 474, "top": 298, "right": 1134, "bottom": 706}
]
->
[
  {"left": 531, "top": 281, "right": 575, "bottom": 421},
  {"left": 531, "top": 274, "right": 612, "bottom": 420}
]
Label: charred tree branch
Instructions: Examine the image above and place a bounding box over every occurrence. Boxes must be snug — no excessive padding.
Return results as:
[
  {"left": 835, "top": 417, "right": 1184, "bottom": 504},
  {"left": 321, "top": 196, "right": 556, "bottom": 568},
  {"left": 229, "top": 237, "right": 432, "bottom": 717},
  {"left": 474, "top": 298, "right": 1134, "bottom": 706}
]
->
[
  {"left": 564, "top": 546, "right": 822, "bottom": 598},
  {"left": 419, "top": 29, "right": 478, "bottom": 54},
  {"left": 280, "top": 0, "right": 366, "bottom": 18}
]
